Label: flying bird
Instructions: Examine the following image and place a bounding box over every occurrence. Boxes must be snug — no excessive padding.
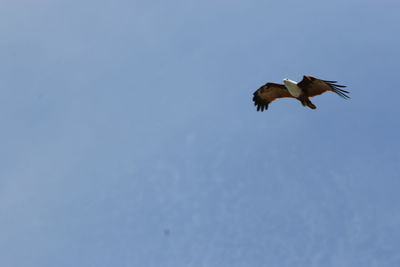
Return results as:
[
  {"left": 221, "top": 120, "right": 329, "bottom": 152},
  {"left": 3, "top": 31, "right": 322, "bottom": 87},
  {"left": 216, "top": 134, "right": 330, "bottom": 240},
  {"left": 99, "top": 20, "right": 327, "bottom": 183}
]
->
[{"left": 252, "top": 75, "right": 349, "bottom": 111}]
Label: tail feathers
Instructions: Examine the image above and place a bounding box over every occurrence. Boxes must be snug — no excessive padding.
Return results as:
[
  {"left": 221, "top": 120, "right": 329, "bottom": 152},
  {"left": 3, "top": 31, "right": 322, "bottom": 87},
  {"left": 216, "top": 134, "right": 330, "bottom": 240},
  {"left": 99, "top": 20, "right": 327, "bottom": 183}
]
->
[
  {"left": 301, "top": 98, "right": 317, "bottom": 109},
  {"left": 306, "top": 101, "right": 317, "bottom": 109}
]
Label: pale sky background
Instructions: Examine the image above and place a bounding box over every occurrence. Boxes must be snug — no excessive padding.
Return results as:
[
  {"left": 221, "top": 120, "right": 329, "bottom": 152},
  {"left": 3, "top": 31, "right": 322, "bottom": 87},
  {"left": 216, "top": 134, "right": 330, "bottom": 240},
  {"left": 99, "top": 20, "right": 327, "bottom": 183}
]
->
[{"left": 1, "top": 1, "right": 400, "bottom": 266}]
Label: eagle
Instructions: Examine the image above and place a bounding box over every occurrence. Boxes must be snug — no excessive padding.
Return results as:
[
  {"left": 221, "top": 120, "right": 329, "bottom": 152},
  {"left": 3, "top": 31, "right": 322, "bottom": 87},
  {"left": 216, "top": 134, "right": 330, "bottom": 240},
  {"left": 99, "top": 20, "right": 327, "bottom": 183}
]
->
[{"left": 252, "top": 75, "right": 349, "bottom": 111}]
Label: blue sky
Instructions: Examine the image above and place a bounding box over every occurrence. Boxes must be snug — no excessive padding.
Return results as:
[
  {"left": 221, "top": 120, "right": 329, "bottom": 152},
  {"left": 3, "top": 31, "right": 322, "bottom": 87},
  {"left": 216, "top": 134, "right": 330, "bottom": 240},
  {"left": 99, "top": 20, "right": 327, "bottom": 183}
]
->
[{"left": 1, "top": 1, "right": 400, "bottom": 266}]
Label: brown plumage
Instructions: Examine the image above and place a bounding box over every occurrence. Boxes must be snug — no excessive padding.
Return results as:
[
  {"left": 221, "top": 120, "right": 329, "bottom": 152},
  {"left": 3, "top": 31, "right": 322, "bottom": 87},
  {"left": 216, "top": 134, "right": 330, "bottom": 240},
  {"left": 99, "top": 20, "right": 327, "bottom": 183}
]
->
[
  {"left": 252, "top": 75, "right": 349, "bottom": 111},
  {"left": 252, "top": 83, "right": 294, "bottom": 112}
]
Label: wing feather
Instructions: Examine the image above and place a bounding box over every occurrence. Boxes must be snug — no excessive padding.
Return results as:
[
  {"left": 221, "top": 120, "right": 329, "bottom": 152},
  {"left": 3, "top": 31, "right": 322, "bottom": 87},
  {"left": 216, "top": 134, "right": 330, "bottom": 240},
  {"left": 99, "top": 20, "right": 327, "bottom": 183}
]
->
[
  {"left": 298, "top": 75, "right": 349, "bottom": 99},
  {"left": 252, "top": 83, "right": 294, "bottom": 111}
]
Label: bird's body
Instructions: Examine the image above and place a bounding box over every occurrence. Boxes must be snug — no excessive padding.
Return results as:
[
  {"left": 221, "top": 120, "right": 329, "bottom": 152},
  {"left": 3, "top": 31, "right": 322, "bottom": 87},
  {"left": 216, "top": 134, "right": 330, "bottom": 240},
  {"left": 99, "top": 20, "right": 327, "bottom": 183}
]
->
[{"left": 252, "top": 75, "right": 349, "bottom": 111}]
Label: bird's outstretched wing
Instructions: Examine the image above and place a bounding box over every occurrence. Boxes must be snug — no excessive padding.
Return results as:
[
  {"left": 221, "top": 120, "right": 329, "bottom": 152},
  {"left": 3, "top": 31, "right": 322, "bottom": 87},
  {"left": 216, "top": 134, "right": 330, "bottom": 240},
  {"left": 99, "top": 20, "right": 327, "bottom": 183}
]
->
[
  {"left": 252, "top": 83, "right": 294, "bottom": 111},
  {"left": 298, "top": 75, "right": 349, "bottom": 99}
]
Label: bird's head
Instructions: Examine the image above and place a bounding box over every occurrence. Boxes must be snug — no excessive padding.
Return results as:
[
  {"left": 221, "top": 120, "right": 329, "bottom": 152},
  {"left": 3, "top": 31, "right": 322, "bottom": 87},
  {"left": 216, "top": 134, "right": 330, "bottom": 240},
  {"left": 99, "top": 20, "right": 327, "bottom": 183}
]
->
[{"left": 283, "top": 78, "right": 296, "bottom": 86}]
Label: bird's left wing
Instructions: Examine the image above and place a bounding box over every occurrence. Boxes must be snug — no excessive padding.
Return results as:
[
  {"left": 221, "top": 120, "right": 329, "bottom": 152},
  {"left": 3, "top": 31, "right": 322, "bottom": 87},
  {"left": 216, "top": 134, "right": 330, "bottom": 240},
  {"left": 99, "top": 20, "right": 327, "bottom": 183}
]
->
[
  {"left": 298, "top": 75, "right": 349, "bottom": 99},
  {"left": 252, "top": 82, "right": 294, "bottom": 111}
]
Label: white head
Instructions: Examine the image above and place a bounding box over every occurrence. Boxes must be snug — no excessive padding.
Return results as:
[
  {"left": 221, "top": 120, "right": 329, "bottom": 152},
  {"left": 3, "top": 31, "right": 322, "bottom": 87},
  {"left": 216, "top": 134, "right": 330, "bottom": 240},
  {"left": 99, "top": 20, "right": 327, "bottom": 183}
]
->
[
  {"left": 283, "top": 78, "right": 301, "bottom": 97},
  {"left": 283, "top": 78, "right": 297, "bottom": 86}
]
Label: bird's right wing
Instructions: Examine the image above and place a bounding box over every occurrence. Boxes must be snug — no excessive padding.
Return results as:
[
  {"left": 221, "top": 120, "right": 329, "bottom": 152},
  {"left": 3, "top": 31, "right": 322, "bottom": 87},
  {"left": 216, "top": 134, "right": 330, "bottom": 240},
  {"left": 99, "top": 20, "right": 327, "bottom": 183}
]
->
[{"left": 252, "top": 83, "right": 294, "bottom": 111}]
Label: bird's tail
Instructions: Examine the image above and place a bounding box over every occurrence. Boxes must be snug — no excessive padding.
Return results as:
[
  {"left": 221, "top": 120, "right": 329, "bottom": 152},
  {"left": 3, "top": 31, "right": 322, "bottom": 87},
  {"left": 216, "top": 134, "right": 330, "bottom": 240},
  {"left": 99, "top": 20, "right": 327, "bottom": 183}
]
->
[
  {"left": 300, "top": 97, "right": 317, "bottom": 109},
  {"left": 306, "top": 101, "right": 317, "bottom": 109}
]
